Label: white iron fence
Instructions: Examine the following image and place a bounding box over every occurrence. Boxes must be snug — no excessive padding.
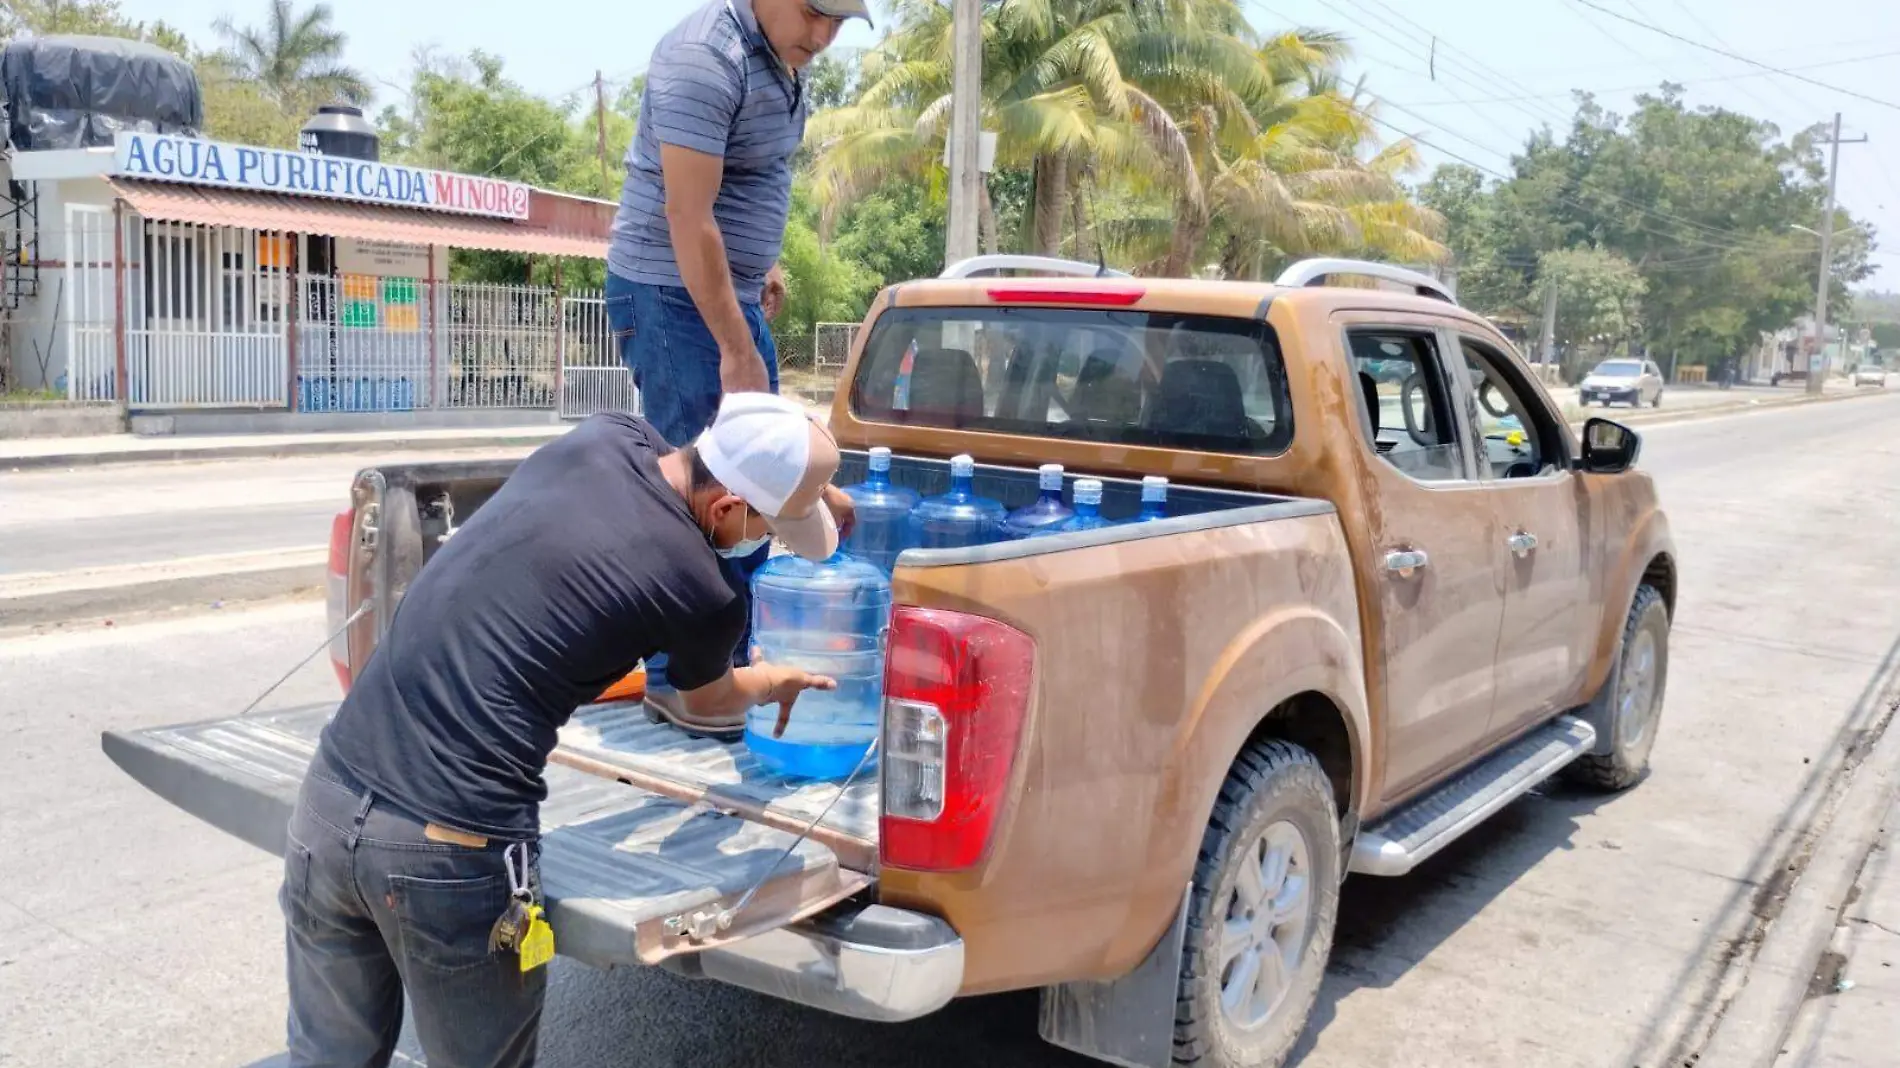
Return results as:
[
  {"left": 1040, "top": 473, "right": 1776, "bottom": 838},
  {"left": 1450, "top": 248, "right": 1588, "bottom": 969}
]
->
[{"left": 558, "top": 291, "right": 638, "bottom": 419}]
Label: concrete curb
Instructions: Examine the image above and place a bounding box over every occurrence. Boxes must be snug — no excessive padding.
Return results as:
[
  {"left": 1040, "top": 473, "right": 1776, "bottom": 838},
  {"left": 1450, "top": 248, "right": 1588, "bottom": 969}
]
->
[
  {"left": 0, "top": 548, "right": 327, "bottom": 627},
  {"left": 2, "top": 432, "right": 566, "bottom": 472},
  {"left": 1568, "top": 385, "right": 1889, "bottom": 432},
  {"left": 1697, "top": 659, "right": 1900, "bottom": 1066}
]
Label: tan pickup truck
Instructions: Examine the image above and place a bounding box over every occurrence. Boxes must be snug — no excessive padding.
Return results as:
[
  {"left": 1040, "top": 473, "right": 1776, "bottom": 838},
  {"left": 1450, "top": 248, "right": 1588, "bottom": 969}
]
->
[{"left": 105, "top": 257, "right": 1676, "bottom": 1067}]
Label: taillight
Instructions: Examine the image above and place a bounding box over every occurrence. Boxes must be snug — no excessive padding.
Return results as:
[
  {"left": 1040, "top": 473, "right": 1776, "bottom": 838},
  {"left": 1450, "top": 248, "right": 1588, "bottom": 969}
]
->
[
  {"left": 326, "top": 508, "right": 354, "bottom": 693},
  {"left": 985, "top": 285, "right": 1145, "bottom": 306},
  {"left": 879, "top": 607, "right": 1036, "bottom": 872}
]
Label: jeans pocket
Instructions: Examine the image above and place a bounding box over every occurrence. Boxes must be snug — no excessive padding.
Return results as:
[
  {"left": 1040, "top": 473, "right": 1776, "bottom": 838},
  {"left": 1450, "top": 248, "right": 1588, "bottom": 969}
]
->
[
  {"left": 390, "top": 872, "right": 511, "bottom": 975},
  {"left": 280, "top": 835, "right": 315, "bottom": 936}
]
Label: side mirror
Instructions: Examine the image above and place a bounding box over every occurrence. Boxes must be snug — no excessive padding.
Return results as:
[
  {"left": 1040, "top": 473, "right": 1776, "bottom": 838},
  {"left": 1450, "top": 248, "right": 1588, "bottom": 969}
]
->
[{"left": 1578, "top": 418, "right": 1642, "bottom": 474}]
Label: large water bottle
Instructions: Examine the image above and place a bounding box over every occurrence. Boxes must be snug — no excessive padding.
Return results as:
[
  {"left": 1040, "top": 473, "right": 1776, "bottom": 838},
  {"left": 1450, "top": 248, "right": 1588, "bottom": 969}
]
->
[
  {"left": 907, "top": 454, "right": 1007, "bottom": 550},
  {"left": 1051, "top": 478, "right": 1117, "bottom": 534},
  {"left": 747, "top": 551, "right": 892, "bottom": 780},
  {"left": 1138, "top": 476, "right": 1170, "bottom": 521},
  {"left": 1002, "top": 464, "right": 1075, "bottom": 539},
  {"left": 839, "top": 446, "right": 921, "bottom": 573}
]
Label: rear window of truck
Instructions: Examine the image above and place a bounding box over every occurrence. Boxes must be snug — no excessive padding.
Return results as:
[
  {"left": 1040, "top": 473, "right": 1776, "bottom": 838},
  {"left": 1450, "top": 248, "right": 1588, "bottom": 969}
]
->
[{"left": 849, "top": 307, "right": 1293, "bottom": 454}]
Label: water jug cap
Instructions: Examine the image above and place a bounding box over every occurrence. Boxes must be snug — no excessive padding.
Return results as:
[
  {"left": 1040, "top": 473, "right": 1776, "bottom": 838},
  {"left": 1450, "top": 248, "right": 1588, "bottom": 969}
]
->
[
  {"left": 868, "top": 446, "right": 892, "bottom": 471},
  {"left": 1039, "top": 463, "right": 1064, "bottom": 490},
  {"left": 1143, "top": 475, "right": 1169, "bottom": 501},
  {"left": 1074, "top": 478, "right": 1104, "bottom": 505},
  {"left": 950, "top": 454, "right": 975, "bottom": 477}
]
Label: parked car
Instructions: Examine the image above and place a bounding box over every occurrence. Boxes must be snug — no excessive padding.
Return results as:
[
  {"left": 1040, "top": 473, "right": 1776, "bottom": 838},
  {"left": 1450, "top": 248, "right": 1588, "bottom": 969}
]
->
[
  {"left": 1852, "top": 360, "right": 1888, "bottom": 388},
  {"left": 104, "top": 257, "right": 1677, "bottom": 1068},
  {"left": 1579, "top": 358, "right": 1665, "bottom": 407}
]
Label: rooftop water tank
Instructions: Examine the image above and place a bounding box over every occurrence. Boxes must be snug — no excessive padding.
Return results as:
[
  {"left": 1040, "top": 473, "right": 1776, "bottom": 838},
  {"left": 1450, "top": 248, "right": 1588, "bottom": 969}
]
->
[
  {"left": 0, "top": 35, "right": 202, "bottom": 151},
  {"left": 300, "top": 103, "right": 379, "bottom": 162}
]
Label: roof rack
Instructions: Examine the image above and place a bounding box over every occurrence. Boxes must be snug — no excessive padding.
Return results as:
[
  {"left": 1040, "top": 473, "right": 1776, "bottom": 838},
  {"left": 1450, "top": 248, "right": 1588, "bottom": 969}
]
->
[
  {"left": 1274, "top": 258, "right": 1457, "bottom": 305},
  {"left": 941, "top": 254, "right": 1133, "bottom": 280}
]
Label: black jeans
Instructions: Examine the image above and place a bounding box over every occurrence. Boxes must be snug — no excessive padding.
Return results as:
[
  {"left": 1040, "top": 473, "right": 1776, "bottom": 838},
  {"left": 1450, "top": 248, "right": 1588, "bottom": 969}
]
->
[{"left": 281, "top": 751, "right": 545, "bottom": 1068}]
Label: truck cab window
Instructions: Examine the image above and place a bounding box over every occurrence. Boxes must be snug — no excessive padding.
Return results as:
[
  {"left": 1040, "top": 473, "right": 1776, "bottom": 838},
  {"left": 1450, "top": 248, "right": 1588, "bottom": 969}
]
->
[
  {"left": 1459, "top": 338, "right": 1565, "bottom": 480},
  {"left": 1346, "top": 329, "right": 1464, "bottom": 482}
]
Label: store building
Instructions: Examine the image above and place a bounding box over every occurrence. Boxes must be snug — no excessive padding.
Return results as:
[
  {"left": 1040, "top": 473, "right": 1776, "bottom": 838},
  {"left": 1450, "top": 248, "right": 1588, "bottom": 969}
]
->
[{"left": 0, "top": 35, "right": 629, "bottom": 427}]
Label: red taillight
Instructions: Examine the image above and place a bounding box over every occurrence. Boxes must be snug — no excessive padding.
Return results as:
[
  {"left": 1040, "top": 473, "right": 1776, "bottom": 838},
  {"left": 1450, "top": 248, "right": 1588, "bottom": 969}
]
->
[
  {"left": 327, "top": 508, "right": 355, "bottom": 694},
  {"left": 985, "top": 285, "right": 1145, "bottom": 307},
  {"left": 879, "top": 607, "right": 1036, "bottom": 872}
]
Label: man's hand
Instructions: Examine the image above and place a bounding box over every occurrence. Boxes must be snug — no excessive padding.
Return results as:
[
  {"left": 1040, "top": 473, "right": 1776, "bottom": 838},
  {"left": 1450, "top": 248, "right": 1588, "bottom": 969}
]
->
[
  {"left": 821, "top": 483, "right": 857, "bottom": 540},
  {"left": 720, "top": 348, "right": 772, "bottom": 394},
  {"left": 749, "top": 658, "right": 837, "bottom": 738},
  {"left": 762, "top": 264, "right": 787, "bottom": 323}
]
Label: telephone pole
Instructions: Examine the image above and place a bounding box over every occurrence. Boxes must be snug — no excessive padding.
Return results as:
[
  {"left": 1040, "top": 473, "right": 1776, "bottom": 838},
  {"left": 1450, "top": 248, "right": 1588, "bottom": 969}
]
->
[
  {"left": 594, "top": 71, "right": 611, "bottom": 183},
  {"left": 1539, "top": 274, "right": 1558, "bottom": 368},
  {"left": 945, "top": 0, "right": 983, "bottom": 266},
  {"left": 1808, "top": 113, "right": 1867, "bottom": 395}
]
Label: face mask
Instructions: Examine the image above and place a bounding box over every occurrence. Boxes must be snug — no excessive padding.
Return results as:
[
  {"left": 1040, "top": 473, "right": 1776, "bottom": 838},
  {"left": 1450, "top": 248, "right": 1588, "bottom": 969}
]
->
[{"left": 712, "top": 507, "right": 772, "bottom": 559}]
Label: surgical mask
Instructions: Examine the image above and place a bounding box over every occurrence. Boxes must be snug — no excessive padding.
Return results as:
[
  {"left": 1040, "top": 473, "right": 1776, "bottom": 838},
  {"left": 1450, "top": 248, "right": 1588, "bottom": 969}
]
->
[{"left": 717, "top": 531, "right": 772, "bottom": 560}]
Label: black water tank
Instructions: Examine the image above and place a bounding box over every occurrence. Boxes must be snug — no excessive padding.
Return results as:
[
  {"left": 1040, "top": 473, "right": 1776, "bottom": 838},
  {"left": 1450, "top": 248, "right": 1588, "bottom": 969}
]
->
[
  {"left": 300, "top": 104, "right": 379, "bottom": 161},
  {"left": 0, "top": 35, "right": 202, "bottom": 151}
]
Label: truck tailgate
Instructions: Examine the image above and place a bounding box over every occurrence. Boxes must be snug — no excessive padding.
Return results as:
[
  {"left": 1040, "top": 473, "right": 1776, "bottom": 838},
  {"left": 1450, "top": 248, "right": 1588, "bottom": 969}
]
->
[{"left": 101, "top": 704, "right": 873, "bottom": 968}]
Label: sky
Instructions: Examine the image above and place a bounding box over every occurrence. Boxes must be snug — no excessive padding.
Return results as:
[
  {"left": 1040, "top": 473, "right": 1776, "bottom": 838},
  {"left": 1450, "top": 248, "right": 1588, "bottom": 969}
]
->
[{"left": 124, "top": 0, "right": 1900, "bottom": 287}]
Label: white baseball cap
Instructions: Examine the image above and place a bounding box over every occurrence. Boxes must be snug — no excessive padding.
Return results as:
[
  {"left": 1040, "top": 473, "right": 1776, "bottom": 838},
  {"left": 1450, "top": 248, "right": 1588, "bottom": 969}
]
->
[{"left": 695, "top": 393, "right": 841, "bottom": 559}]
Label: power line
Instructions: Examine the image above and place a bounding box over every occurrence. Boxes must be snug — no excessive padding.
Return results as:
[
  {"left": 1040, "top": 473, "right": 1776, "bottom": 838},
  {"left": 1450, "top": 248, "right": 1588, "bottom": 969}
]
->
[
  {"left": 1662, "top": 0, "right": 1812, "bottom": 124},
  {"left": 1399, "top": 48, "right": 1900, "bottom": 106},
  {"left": 1338, "top": 0, "right": 1575, "bottom": 128},
  {"left": 1569, "top": 0, "right": 1900, "bottom": 112}
]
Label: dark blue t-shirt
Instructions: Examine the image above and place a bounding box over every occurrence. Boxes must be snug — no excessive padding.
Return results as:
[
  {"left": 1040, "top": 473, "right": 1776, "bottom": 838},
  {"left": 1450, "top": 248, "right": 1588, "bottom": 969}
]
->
[{"left": 320, "top": 413, "right": 746, "bottom": 839}]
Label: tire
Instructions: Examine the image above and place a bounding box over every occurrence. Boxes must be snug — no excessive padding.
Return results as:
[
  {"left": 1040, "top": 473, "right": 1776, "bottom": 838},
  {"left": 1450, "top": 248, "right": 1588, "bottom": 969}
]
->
[
  {"left": 1651, "top": 391, "right": 1663, "bottom": 408},
  {"left": 1565, "top": 584, "right": 1670, "bottom": 791},
  {"left": 1174, "top": 742, "right": 1340, "bottom": 1068}
]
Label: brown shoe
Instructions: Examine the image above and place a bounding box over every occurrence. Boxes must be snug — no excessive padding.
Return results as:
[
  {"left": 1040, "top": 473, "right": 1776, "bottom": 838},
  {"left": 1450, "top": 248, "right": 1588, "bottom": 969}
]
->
[{"left": 642, "top": 687, "right": 745, "bottom": 742}]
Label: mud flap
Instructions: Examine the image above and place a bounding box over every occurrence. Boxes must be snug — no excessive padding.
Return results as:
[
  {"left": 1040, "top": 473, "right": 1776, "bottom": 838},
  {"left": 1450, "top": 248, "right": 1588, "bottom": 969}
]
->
[
  {"left": 101, "top": 704, "right": 870, "bottom": 969},
  {"left": 1038, "top": 885, "right": 1191, "bottom": 1068}
]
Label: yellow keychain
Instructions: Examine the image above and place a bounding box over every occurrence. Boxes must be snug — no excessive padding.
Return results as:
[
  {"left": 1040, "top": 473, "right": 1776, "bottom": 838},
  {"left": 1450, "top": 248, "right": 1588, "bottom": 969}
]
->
[{"left": 518, "top": 904, "right": 555, "bottom": 973}]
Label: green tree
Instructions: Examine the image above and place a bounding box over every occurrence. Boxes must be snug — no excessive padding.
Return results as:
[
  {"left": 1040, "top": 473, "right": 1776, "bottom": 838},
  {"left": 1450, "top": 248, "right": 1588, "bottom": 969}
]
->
[
  {"left": 1538, "top": 248, "right": 1646, "bottom": 363},
  {"left": 214, "top": 0, "right": 369, "bottom": 109}
]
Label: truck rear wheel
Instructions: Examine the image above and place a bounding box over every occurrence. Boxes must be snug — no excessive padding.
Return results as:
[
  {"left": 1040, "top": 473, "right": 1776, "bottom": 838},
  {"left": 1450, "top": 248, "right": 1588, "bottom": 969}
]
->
[
  {"left": 1174, "top": 741, "right": 1339, "bottom": 1068},
  {"left": 1565, "top": 584, "right": 1669, "bottom": 791}
]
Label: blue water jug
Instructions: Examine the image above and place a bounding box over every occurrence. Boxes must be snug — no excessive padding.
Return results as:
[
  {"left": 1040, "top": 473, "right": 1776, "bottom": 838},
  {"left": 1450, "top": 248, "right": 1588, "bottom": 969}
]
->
[
  {"left": 840, "top": 446, "right": 921, "bottom": 573},
  {"left": 747, "top": 551, "right": 892, "bottom": 780},
  {"left": 1002, "top": 464, "right": 1075, "bottom": 539},
  {"left": 1138, "top": 476, "right": 1170, "bottom": 521},
  {"left": 1051, "top": 478, "right": 1117, "bottom": 534},
  {"left": 907, "top": 454, "right": 1007, "bottom": 550}
]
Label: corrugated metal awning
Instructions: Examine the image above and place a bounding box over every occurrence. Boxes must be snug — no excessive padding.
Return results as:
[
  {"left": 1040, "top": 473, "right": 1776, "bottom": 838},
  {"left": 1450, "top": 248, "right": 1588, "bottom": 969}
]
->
[{"left": 107, "top": 178, "right": 607, "bottom": 259}]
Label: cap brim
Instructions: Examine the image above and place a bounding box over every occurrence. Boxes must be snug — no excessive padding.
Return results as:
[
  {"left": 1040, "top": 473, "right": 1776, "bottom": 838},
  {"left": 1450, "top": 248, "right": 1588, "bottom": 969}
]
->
[
  {"left": 764, "top": 499, "right": 839, "bottom": 560},
  {"left": 809, "top": 0, "right": 873, "bottom": 24}
]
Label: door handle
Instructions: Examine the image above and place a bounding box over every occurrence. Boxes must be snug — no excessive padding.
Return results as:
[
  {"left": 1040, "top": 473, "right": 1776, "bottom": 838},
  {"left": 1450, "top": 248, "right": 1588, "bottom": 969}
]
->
[
  {"left": 1384, "top": 549, "right": 1429, "bottom": 577},
  {"left": 1507, "top": 531, "right": 1539, "bottom": 557}
]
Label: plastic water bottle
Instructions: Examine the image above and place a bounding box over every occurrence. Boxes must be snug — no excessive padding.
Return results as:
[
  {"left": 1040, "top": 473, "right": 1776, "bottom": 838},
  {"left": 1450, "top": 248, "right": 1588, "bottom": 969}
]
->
[
  {"left": 840, "top": 446, "right": 921, "bottom": 573},
  {"left": 747, "top": 551, "right": 892, "bottom": 780},
  {"left": 907, "top": 454, "right": 1007, "bottom": 550},
  {"left": 1138, "top": 476, "right": 1170, "bottom": 521},
  {"left": 1002, "top": 464, "right": 1075, "bottom": 539},
  {"left": 1051, "top": 478, "right": 1117, "bottom": 534}
]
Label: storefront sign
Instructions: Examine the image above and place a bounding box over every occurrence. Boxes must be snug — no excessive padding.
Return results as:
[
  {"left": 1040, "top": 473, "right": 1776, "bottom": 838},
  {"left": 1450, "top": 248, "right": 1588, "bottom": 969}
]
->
[
  {"left": 335, "top": 238, "right": 432, "bottom": 278},
  {"left": 113, "top": 133, "right": 532, "bottom": 220}
]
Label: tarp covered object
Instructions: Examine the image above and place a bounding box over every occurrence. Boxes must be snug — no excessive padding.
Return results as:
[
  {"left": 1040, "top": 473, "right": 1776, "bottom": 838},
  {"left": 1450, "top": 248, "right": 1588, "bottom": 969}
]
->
[{"left": 1, "top": 35, "right": 202, "bottom": 151}]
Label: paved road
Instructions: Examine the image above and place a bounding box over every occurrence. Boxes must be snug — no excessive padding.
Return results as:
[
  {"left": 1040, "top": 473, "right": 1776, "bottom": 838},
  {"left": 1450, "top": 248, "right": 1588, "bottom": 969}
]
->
[
  {"left": 2, "top": 392, "right": 1897, "bottom": 1067},
  {"left": 0, "top": 447, "right": 535, "bottom": 575}
]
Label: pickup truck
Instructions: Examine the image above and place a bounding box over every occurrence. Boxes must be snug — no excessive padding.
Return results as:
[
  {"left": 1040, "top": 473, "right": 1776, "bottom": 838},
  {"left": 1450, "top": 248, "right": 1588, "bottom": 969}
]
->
[{"left": 104, "top": 257, "right": 1677, "bottom": 1068}]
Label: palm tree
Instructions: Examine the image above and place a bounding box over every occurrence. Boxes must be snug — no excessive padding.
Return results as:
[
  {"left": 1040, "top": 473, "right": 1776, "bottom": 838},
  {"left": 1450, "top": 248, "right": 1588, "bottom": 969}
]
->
[{"left": 215, "top": 0, "right": 368, "bottom": 109}]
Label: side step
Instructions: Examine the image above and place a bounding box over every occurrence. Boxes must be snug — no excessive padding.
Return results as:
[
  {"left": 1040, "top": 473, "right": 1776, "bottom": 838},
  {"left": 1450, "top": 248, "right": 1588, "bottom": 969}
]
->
[{"left": 1350, "top": 716, "right": 1596, "bottom": 877}]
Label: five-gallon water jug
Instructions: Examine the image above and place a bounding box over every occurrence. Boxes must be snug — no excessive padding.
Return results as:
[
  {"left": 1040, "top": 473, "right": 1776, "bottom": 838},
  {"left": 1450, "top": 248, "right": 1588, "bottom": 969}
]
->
[
  {"left": 907, "top": 454, "right": 1007, "bottom": 550},
  {"left": 1002, "top": 464, "right": 1075, "bottom": 539},
  {"left": 840, "top": 446, "right": 921, "bottom": 573},
  {"left": 1051, "top": 478, "right": 1117, "bottom": 534},
  {"left": 1138, "top": 476, "right": 1170, "bottom": 521},
  {"left": 747, "top": 551, "right": 892, "bottom": 780}
]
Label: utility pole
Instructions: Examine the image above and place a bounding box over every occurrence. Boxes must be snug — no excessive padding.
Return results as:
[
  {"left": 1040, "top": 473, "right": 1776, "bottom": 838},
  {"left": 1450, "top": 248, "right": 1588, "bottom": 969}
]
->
[
  {"left": 1808, "top": 113, "right": 1867, "bottom": 395},
  {"left": 594, "top": 71, "right": 611, "bottom": 184},
  {"left": 1539, "top": 275, "right": 1558, "bottom": 369},
  {"left": 945, "top": 0, "right": 983, "bottom": 266}
]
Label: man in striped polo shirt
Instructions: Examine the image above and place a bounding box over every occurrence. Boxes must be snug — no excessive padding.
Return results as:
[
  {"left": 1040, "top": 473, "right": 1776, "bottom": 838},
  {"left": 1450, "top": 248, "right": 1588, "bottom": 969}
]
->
[{"left": 608, "top": 0, "right": 870, "bottom": 729}]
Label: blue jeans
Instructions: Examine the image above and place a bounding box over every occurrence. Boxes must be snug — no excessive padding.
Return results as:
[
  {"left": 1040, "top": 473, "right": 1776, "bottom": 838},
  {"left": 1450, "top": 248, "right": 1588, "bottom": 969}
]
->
[
  {"left": 605, "top": 272, "right": 776, "bottom": 689},
  {"left": 281, "top": 751, "right": 544, "bottom": 1068}
]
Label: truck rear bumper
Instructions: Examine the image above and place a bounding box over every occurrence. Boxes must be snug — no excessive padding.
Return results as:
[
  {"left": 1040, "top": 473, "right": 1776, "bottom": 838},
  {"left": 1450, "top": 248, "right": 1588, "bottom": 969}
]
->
[{"left": 659, "top": 903, "right": 964, "bottom": 1023}]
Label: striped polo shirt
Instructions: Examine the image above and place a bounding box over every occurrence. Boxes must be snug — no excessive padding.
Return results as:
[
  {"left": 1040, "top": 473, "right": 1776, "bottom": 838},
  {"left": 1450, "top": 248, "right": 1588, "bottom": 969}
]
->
[{"left": 608, "top": 0, "right": 806, "bottom": 304}]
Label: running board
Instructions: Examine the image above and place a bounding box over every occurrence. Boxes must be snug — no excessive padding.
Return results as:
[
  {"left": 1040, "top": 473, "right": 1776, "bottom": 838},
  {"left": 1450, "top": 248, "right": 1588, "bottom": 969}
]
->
[{"left": 1350, "top": 716, "right": 1596, "bottom": 877}]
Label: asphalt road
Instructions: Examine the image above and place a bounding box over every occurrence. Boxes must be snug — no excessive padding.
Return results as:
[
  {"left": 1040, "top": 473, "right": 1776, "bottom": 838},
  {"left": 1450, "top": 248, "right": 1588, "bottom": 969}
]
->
[{"left": 2, "top": 391, "right": 1897, "bottom": 1067}]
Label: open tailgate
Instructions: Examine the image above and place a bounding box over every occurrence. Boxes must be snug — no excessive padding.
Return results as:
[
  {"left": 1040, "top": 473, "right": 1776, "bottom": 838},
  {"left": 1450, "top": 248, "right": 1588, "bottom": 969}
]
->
[{"left": 101, "top": 704, "right": 873, "bottom": 968}]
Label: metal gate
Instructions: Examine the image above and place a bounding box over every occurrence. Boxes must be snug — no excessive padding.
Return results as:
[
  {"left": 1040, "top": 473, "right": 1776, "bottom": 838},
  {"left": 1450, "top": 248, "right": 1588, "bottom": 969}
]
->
[
  {"left": 62, "top": 204, "right": 119, "bottom": 401},
  {"left": 559, "top": 291, "right": 639, "bottom": 419}
]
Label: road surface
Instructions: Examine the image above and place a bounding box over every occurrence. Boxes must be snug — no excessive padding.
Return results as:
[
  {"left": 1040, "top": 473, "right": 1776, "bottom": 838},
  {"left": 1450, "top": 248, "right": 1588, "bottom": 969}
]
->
[{"left": 1, "top": 392, "right": 1897, "bottom": 1067}]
